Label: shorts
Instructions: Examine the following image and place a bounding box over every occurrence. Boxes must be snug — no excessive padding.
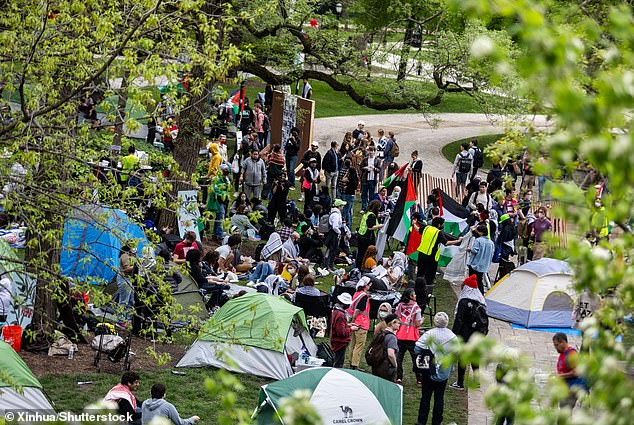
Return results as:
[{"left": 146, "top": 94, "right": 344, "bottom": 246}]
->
[{"left": 456, "top": 172, "right": 468, "bottom": 185}]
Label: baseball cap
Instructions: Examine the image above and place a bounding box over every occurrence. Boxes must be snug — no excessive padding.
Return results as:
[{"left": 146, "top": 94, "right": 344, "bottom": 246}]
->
[
  {"left": 334, "top": 199, "right": 347, "bottom": 207},
  {"left": 358, "top": 120, "right": 365, "bottom": 126},
  {"left": 311, "top": 141, "right": 319, "bottom": 147}
]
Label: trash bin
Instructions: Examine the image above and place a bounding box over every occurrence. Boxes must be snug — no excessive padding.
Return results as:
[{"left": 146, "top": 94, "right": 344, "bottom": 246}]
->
[{"left": 2, "top": 325, "right": 23, "bottom": 352}]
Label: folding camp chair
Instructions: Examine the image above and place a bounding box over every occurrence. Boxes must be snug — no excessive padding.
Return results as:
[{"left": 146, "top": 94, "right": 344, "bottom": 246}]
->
[{"left": 93, "top": 309, "right": 132, "bottom": 373}]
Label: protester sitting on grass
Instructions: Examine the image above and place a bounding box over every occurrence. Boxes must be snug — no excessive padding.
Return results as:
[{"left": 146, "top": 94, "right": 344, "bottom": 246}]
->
[
  {"left": 230, "top": 205, "right": 259, "bottom": 240},
  {"left": 229, "top": 192, "right": 250, "bottom": 217},
  {"left": 361, "top": 245, "right": 378, "bottom": 272},
  {"left": 172, "top": 231, "right": 203, "bottom": 265},
  {"left": 142, "top": 383, "right": 200, "bottom": 425},
  {"left": 104, "top": 371, "right": 142, "bottom": 425},
  {"left": 221, "top": 235, "right": 254, "bottom": 273}
]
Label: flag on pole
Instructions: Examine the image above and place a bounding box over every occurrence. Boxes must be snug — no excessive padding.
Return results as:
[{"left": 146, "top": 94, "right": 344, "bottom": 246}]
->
[
  {"left": 382, "top": 162, "right": 408, "bottom": 190},
  {"left": 435, "top": 188, "right": 469, "bottom": 267},
  {"left": 391, "top": 173, "right": 418, "bottom": 242}
]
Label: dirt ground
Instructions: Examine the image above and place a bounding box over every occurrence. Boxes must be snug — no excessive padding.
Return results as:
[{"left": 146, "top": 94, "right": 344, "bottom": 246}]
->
[{"left": 21, "top": 335, "right": 185, "bottom": 377}]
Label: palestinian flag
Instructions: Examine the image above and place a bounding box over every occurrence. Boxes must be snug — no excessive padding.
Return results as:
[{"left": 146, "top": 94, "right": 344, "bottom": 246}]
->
[
  {"left": 382, "top": 162, "right": 408, "bottom": 190},
  {"left": 229, "top": 85, "right": 246, "bottom": 115},
  {"left": 391, "top": 173, "right": 418, "bottom": 242},
  {"left": 435, "top": 188, "right": 469, "bottom": 267},
  {"left": 405, "top": 205, "right": 423, "bottom": 262}
]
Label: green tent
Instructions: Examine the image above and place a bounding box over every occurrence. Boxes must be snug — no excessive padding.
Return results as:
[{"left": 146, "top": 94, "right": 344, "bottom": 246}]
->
[
  {"left": 253, "top": 367, "right": 403, "bottom": 425},
  {"left": 177, "top": 293, "right": 317, "bottom": 380},
  {"left": 0, "top": 340, "right": 55, "bottom": 411}
]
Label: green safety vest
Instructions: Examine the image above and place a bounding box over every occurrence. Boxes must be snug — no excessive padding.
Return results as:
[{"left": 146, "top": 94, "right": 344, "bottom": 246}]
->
[
  {"left": 358, "top": 212, "right": 376, "bottom": 236},
  {"left": 417, "top": 225, "right": 441, "bottom": 261}
]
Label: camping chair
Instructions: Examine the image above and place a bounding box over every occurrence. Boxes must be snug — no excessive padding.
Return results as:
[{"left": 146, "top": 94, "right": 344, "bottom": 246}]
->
[
  {"left": 93, "top": 310, "right": 132, "bottom": 373},
  {"left": 294, "top": 293, "right": 331, "bottom": 337},
  {"left": 421, "top": 294, "right": 437, "bottom": 329}
]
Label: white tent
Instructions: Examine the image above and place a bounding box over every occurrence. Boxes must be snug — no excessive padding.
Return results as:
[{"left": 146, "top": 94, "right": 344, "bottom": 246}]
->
[
  {"left": 0, "top": 341, "right": 55, "bottom": 412},
  {"left": 485, "top": 258, "right": 577, "bottom": 328},
  {"left": 176, "top": 293, "right": 317, "bottom": 380}
]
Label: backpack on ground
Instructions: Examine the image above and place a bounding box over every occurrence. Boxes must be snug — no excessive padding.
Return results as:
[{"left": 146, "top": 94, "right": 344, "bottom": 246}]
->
[
  {"left": 458, "top": 152, "right": 472, "bottom": 174},
  {"left": 319, "top": 214, "right": 331, "bottom": 234},
  {"left": 471, "top": 301, "right": 489, "bottom": 335},
  {"left": 390, "top": 140, "right": 400, "bottom": 158},
  {"left": 365, "top": 330, "right": 387, "bottom": 367},
  {"left": 316, "top": 342, "right": 336, "bottom": 367},
  {"left": 472, "top": 147, "right": 484, "bottom": 168}
]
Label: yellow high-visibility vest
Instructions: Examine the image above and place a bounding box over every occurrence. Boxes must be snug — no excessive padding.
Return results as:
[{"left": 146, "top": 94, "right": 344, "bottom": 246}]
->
[{"left": 417, "top": 225, "right": 441, "bottom": 261}]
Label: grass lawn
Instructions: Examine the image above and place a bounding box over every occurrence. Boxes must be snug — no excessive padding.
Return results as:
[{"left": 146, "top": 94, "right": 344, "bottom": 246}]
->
[{"left": 441, "top": 133, "right": 505, "bottom": 171}]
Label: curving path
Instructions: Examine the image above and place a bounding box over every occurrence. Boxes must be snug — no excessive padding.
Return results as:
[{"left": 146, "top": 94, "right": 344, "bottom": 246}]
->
[{"left": 315, "top": 113, "right": 572, "bottom": 425}]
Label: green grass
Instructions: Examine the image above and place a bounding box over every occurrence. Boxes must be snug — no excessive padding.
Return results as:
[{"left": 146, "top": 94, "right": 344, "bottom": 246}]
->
[{"left": 441, "top": 133, "right": 505, "bottom": 170}]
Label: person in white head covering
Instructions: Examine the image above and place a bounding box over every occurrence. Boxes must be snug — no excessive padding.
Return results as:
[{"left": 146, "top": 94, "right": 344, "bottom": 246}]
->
[
  {"left": 330, "top": 292, "right": 358, "bottom": 367},
  {"left": 415, "top": 311, "right": 457, "bottom": 425}
]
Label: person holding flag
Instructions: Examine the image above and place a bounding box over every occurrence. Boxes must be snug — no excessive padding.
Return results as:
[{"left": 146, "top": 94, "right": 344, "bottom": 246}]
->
[{"left": 413, "top": 217, "right": 463, "bottom": 289}]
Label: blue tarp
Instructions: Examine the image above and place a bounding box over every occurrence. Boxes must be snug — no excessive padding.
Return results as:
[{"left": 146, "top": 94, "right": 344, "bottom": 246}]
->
[
  {"left": 60, "top": 205, "right": 149, "bottom": 284},
  {"left": 511, "top": 323, "right": 582, "bottom": 336}
]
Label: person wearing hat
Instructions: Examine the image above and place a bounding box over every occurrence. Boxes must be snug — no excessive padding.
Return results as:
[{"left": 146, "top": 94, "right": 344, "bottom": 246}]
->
[
  {"left": 302, "top": 157, "right": 321, "bottom": 211},
  {"left": 450, "top": 274, "right": 488, "bottom": 390},
  {"left": 330, "top": 292, "right": 358, "bottom": 367},
  {"left": 415, "top": 312, "right": 457, "bottom": 425},
  {"left": 496, "top": 213, "right": 517, "bottom": 262},
  {"left": 467, "top": 224, "right": 495, "bottom": 293},
  {"left": 324, "top": 199, "right": 346, "bottom": 270},
  {"left": 301, "top": 141, "right": 322, "bottom": 171},
  {"left": 348, "top": 277, "right": 372, "bottom": 371}
]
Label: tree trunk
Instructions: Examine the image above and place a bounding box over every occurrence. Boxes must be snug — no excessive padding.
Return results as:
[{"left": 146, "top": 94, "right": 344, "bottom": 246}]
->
[
  {"left": 397, "top": 20, "right": 415, "bottom": 82},
  {"left": 112, "top": 71, "right": 130, "bottom": 146}
]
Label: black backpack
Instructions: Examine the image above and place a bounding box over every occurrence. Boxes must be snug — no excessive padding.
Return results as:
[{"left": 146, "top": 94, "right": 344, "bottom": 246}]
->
[
  {"left": 316, "top": 342, "right": 336, "bottom": 367},
  {"left": 413, "top": 346, "right": 437, "bottom": 379},
  {"left": 365, "top": 331, "right": 388, "bottom": 367},
  {"left": 254, "top": 242, "right": 266, "bottom": 262},
  {"left": 472, "top": 147, "right": 484, "bottom": 168},
  {"left": 471, "top": 301, "right": 489, "bottom": 335},
  {"left": 458, "top": 152, "right": 472, "bottom": 174}
]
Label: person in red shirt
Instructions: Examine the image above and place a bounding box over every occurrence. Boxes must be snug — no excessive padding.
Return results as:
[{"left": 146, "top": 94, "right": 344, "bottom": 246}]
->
[
  {"left": 173, "top": 231, "right": 202, "bottom": 264},
  {"left": 330, "top": 293, "right": 358, "bottom": 368}
]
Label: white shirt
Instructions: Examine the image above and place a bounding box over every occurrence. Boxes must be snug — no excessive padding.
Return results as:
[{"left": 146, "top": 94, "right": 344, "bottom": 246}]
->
[
  {"left": 329, "top": 208, "right": 343, "bottom": 235},
  {"left": 215, "top": 244, "right": 231, "bottom": 259}
]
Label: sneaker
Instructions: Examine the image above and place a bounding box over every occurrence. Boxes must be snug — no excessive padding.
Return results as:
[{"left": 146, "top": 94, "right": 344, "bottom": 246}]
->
[
  {"left": 317, "top": 267, "right": 330, "bottom": 276},
  {"left": 417, "top": 381, "right": 422, "bottom": 387},
  {"left": 247, "top": 281, "right": 256, "bottom": 287},
  {"left": 450, "top": 382, "right": 465, "bottom": 390},
  {"left": 289, "top": 186, "right": 296, "bottom": 191},
  {"left": 396, "top": 379, "right": 402, "bottom": 385}
]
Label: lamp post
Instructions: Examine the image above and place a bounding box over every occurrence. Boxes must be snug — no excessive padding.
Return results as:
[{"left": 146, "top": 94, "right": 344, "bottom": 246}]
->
[{"left": 335, "top": 3, "right": 342, "bottom": 34}]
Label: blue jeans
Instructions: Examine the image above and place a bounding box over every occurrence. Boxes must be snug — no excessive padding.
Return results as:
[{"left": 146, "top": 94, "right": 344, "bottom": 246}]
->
[
  {"left": 286, "top": 155, "right": 298, "bottom": 186},
  {"left": 361, "top": 180, "right": 376, "bottom": 211},
  {"left": 340, "top": 194, "right": 355, "bottom": 227},
  {"left": 115, "top": 276, "right": 134, "bottom": 321},
  {"left": 213, "top": 204, "right": 226, "bottom": 238},
  {"left": 250, "top": 262, "right": 274, "bottom": 282}
]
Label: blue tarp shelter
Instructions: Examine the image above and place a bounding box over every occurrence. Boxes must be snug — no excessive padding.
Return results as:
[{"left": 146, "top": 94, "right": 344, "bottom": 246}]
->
[{"left": 60, "top": 205, "right": 149, "bottom": 284}]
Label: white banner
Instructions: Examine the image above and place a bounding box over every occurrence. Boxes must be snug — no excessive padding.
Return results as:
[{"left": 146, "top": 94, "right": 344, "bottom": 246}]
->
[{"left": 177, "top": 190, "right": 201, "bottom": 241}]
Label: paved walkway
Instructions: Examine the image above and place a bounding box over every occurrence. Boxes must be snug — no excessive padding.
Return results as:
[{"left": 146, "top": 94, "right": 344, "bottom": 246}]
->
[{"left": 315, "top": 113, "right": 568, "bottom": 425}]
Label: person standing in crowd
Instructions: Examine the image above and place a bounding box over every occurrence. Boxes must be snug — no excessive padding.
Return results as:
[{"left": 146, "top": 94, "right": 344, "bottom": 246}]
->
[
  {"left": 120, "top": 145, "right": 140, "bottom": 187},
  {"left": 268, "top": 172, "right": 290, "bottom": 224},
  {"left": 241, "top": 149, "right": 266, "bottom": 200},
  {"left": 382, "top": 131, "right": 396, "bottom": 175},
  {"left": 300, "top": 141, "right": 322, "bottom": 201},
  {"left": 163, "top": 118, "right": 178, "bottom": 153},
  {"left": 337, "top": 157, "right": 358, "bottom": 227},
  {"left": 501, "top": 188, "right": 522, "bottom": 219},
  {"left": 467, "top": 181, "right": 493, "bottom": 212},
  {"left": 205, "top": 143, "right": 222, "bottom": 179},
  {"left": 530, "top": 206, "right": 553, "bottom": 259},
  {"left": 352, "top": 121, "right": 365, "bottom": 140},
  {"left": 452, "top": 143, "right": 473, "bottom": 201},
  {"left": 104, "top": 371, "right": 142, "bottom": 424},
  {"left": 496, "top": 214, "right": 517, "bottom": 262},
  {"left": 415, "top": 312, "right": 457, "bottom": 425},
  {"left": 468, "top": 139, "right": 483, "bottom": 182},
  {"left": 395, "top": 289, "right": 423, "bottom": 386},
  {"left": 142, "top": 383, "right": 200, "bottom": 425},
  {"left": 253, "top": 103, "right": 265, "bottom": 147},
  {"left": 238, "top": 98, "right": 253, "bottom": 136},
  {"left": 207, "top": 164, "right": 231, "bottom": 242},
  {"left": 371, "top": 313, "right": 401, "bottom": 382},
  {"left": 450, "top": 274, "right": 488, "bottom": 390},
  {"left": 356, "top": 200, "right": 383, "bottom": 267},
  {"left": 324, "top": 199, "right": 346, "bottom": 270},
  {"left": 330, "top": 292, "right": 358, "bottom": 368},
  {"left": 410, "top": 150, "right": 423, "bottom": 179},
  {"left": 348, "top": 278, "right": 372, "bottom": 371},
  {"left": 284, "top": 128, "right": 301, "bottom": 189},
  {"left": 553, "top": 332, "right": 586, "bottom": 409},
  {"left": 302, "top": 158, "right": 321, "bottom": 211},
  {"left": 301, "top": 78, "right": 313, "bottom": 99},
  {"left": 146, "top": 116, "right": 156, "bottom": 145},
  {"left": 115, "top": 243, "right": 136, "bottom": 325},
  {"left": 414, "top": 217, "right": 462, "bottom": 288},
  {"left": 322, "top": 141, "right": 340, "bottom": 197},
  {"left": 466, "top": 224, "right": 495, "bottom": 294},
  {"left": 376, "top": 129, "right": 388, "bottom": 160},
  {"left": 264, "top": 144, "right": 285, "bottom": 198},
  {"left": 360, "top": 146, "right": 381, "bottom": 213},
  {"left": 217, "top": 135, "right": 228, "bottom": 162}
]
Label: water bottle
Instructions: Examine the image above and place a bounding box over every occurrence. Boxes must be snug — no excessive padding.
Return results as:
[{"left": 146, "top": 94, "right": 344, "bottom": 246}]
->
[
  {"left": 68, "top": 345, "right": 74, "bottom": 360},
  {"left": 300, "top": 345, "right": 309, "bottom": 364}
]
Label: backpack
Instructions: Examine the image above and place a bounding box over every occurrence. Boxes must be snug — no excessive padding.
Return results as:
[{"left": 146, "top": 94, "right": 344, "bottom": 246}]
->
[
  {"left": 472, "top": 147, "right": 484, "bottom": 168},
  {"left": 254, "top": 242, "right": 266, "bottom": 262},
  {"left": 262, "top": 114, "right": 270, "bottom": 132},
  {"left": 365, "top": 331, "right": 388, "bottom": 367},
  {"left": 316, "top": 342, "right": 336, "bottom": 367},
  {"left": 471, "top": 301, "right": 489, "bottom": 335},
  {"left": 390, "top": 140, "right": 400, "bottom": 158},
  {"left": 457, "top": 152, "right": 472, "bottom": 174},
  {"left": 319, "top": 214, "right": 331, "bottom": 234},
  {"left": 413, "top": 346, "right": 437, "bottom": 379}
]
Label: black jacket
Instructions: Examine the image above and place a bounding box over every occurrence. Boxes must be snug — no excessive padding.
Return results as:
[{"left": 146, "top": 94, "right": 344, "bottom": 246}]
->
[
  {"left": 301, "top": 150, "right": 322, "bottom": 170},
  {"left": 452, "top": 298, "right": 481, "bottom": 341},
  {"left": 322, "top": 149, "right": 340, "bottom": 173}
]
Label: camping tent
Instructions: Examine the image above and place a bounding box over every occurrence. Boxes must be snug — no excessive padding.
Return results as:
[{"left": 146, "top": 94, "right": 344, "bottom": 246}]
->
[
  {"left": 485, "top": 258, "right": 577, "bottom": 328},
  {"left": 60, "top": 205, "right": 150, "bottom": 284},
  {"left": 0, "top": 340, "right": 55, "bottom": 412},
  {"left": 253, "top": 367, "right": 402, "bottom": 425},
  {"left": 176, "top": 293, "right": 317, "bottom": 380}
]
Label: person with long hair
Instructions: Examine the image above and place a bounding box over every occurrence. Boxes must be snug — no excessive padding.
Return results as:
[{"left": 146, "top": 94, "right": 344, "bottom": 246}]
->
[
  {"left": 395, "top": 288, "right": 424, "bottom": 385},
  {"left": 361, "top": 245, "right": 378, "bottom": 271}
]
